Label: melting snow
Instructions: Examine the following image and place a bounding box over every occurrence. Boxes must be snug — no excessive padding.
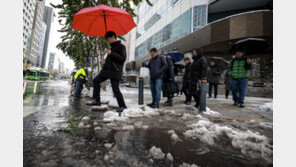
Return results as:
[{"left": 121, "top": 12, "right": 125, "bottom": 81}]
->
[
  {"left": 184, "top": 119, "right": 272, "bottom": 162},
  {"left": 149, "top": 146, "right": 165, "bottom": 159},
  {"left": 259, "top": 102, "right": 273, "bottom": 112}
]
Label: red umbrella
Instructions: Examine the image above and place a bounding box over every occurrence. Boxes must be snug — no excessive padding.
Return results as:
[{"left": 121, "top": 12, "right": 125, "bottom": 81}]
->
[{"left": 72, "top": 4, "right": 136, "bottom": 36}]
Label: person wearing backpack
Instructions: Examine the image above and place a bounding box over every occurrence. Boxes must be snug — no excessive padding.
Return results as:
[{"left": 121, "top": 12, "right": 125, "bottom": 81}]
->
[{"left": 228, "top": 48, "right": 253, "bottom": 108}]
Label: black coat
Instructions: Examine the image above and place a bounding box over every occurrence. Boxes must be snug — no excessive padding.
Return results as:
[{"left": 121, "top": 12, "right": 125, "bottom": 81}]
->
[
  {"left": 189, "top": 49, "right": 207, "bottom": 95},
  {"left": 224, "top": 70, "right": 231, "bottom": 91},
  {"left": 100, "top": 41, "right": 126, "bottom": 80},
  {"left": 163, "top": 56, "right": 175, "bottom": 82},
  {"left": 146, "top": 55, "right": 168, "bottom": 80},
  {"left": 207, "top": 65, "right": 221, "bottom": 84},
  {"left": 182, "top": 62, "right": 191, "bottom": 89}
]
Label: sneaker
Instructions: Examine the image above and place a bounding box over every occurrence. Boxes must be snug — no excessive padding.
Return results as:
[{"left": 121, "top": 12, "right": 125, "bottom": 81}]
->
[
  {"left": 86, "top": 101, "right": 101, "bottom": 106},
  {"left": 239, "top": 104, "right": 245, "bottom": 108},
  {"left": 233, "top": 102, "right": 238, "bottom": 106},
  {"left": 117, "top": 107, "right": 127, "bottom": 113}
]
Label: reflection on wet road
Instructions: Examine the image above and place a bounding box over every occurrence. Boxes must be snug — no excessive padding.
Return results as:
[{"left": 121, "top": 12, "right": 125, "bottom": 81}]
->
[{"left": 23, "top": 80, "right": 273, "bottom": 167}]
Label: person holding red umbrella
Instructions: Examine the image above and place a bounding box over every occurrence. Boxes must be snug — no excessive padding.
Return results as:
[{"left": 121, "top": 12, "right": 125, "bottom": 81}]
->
[
  {"left": 87, "top": 31, "right": 127, "bottom": 113},
  {"left": 72, "top": 5, "right": 138, "bottom": 112}
]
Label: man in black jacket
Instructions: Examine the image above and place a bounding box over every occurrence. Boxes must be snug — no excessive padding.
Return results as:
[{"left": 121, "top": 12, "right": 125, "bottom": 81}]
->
[
  {"left": 142, "top": 48, "right": 168, "bottom": 108},
  {"left": 87, "top": 31, "right": 127, "bottom": 113},
  {"left": 182, "top": 57, "right": 192, "bottom": 105},
  {"left": 207, "top": 60, "right": 221, "bottom": 99},
  {"left": 189, "top": 48, "right": 207, "bottom": 109}
]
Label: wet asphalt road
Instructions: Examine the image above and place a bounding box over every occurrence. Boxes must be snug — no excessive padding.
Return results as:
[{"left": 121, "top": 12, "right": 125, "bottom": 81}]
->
[{"left": 23, "top": 80, "right": 273, "bottom": 167}]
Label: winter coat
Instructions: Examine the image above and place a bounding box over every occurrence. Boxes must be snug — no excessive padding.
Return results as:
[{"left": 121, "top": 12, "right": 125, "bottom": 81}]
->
[
  {"left": 100, "top": 41, "right": 126, "bottom": 80},
  {"left": 207, "top": 65, "right": 221, "bottom": 84},
  {"left": 224, "top": 70, "right": 231, "bottom": 91},
  {"left": 228, "top": 57, "right": 253, "bottom": 79},
  {"left": 189, "top": 48, "right": 207, "bottom": 95},
  {"left": 146, "top": 55, "right": 168, "bottom": 80},
  {"left": 163, "top": 56, "right": 175, "bottom": 82},
  {"left": 182, "top": 62, "right": 191, "bottom": 89}
]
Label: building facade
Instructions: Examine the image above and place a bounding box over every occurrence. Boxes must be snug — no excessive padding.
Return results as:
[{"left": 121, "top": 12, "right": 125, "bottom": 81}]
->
[
  {"left": 37, "top": 22, "right": 47, "bottom": 67},
  {"left": 48, "top": 52, "right": 55, "bottom": 71},
  {"left": 41, "top": 6, "right": 55, "bottom": 68},
  {"left": 26, "top": 0, "right": 45, "bottom": 66},
  {"left": 127, "top": 0, "right": 273, "bottom": 81},
  {"left": 23, "top": 0, "right": 36, "bottom": 58}
]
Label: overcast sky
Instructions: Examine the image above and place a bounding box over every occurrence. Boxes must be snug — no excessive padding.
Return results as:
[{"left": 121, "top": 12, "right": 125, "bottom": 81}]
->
[{"left": 45, "top": 0, "right": 74, "bottom": 71}]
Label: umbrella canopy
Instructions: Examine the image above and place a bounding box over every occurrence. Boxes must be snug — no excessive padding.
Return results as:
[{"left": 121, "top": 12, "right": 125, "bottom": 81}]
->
[
  {"left": 165, "top": 51, "right": 184, "bottom": 62},
  {"left": 230, "top": 38, "right": 269, "bottom": 55},
  {"left": 209, "top": 57, "right": 229, "bottom": 71},
  {"left": 72, "top": 4, "right": 136, "bottom": 36}
]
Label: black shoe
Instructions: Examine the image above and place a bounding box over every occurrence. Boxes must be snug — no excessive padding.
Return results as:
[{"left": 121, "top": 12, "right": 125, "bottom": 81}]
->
[
  {"left": 207, "top": 96, "right": 212, "bottom": 99},
  {"left": 151, "top": 104, "right": 159, "bottom": 109},
  {"left": 233, "top": 102, "right": 238, "bottom": 106},
  {"left": 86, "top": 101, "right": 101, "bottom": 106},
  {"left": 117, "top": 107, "right": 127, "bottom": 113},
  {"left": 147, "top": 103, "right": 154, "bottom": 107},
  {"left": 239, "top": 104, "right": 245, "bottom": 108}
]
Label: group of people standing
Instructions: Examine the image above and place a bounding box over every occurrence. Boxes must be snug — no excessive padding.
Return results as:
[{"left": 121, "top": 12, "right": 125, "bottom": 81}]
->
[{"left": 73, "top": 31, "right": 253, "bottom": 113}]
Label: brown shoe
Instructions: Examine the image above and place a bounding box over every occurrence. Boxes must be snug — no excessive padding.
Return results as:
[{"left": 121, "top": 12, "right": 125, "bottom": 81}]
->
[{"left": 164, "top": 102, "right": 173, "bottom": 106}]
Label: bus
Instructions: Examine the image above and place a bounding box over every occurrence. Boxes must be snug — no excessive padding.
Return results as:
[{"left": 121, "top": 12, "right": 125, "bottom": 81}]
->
[{"left": 24, "top": 67, "right": 49, "bottom": 81}]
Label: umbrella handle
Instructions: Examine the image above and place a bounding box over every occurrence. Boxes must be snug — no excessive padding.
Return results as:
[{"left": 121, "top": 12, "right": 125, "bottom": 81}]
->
[{"left": 103, "top": 11, "right": 107, "bottom": 33}]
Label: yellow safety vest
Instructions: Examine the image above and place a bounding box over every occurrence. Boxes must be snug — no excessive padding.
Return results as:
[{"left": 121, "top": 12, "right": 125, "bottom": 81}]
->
[{"left": 74, "top": 68, "right": 86, "bottom": 80}]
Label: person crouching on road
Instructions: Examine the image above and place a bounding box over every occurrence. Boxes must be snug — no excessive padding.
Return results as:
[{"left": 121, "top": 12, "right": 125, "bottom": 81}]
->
[
  {"left": 74, "top": 67, "right": 88, "bottom": 99},
  {"left": 188, "top": 48, "right": 207, "bottom": 109},
  {"left": 87, "top": 31, "right": 127, "bottom": 113},
  {"left": 207, "top": 60, "right": 221, "bottom": 99},
  {"left": 182, "top": 57, "right": 192, "bottom": 105},
  {"left": 160, "top": 51, "right": 175, "bottom": 106},
  {"left": 142, "top": 48, "right": 168, "bottom": 108},
  {"left": 228, "top": 47, "right": 253, "bottom": 108}
]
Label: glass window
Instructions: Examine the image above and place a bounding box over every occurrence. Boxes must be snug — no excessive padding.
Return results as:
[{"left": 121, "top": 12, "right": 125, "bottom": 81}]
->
[{"left": 193, "top": 5, "right": 207, "bottom": 31}]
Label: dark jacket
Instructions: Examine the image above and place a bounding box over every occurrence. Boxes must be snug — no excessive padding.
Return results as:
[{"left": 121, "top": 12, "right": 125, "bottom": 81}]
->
[
  {"left": 100, "top": 41, "right": 126, "bottom": 80},
  {"left": 182, "top": 62, "right": 191, "bottom": 88},
  {"left": 207, "top": 65, "right": 221, "bottom": 84},
  {"left": 146, "top": 55, "right": 168, "bottom": 80},
  {"left": 224, "top": 70, "right": 231, "bottom": 91},
  {"left": 189, "top": 48, "right": 207, "bottom": 95},
  {"left": 163, "top": 56, "right": 175, "bottom": 82}
]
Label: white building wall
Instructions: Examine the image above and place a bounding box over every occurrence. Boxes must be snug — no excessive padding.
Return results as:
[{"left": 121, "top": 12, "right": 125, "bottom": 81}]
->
[{"left": 129, "top": 0, "right": 210, "bottom": 62}]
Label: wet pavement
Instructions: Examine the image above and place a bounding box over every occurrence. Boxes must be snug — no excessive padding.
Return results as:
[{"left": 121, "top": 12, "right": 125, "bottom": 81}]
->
[{"left": 23, "top": 80, "right": 273, "bottom": 167}]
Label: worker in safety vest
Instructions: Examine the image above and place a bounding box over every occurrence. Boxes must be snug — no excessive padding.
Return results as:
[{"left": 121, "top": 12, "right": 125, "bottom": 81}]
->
[{"left": 74, "top": 67, "right": 88, "bottom": 98}]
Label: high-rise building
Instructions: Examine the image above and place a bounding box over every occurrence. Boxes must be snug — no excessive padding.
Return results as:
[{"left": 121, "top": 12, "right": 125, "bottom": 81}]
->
[
  {"left": 37, "top": 22, "right": 47, "bottom": 67},
  {"left": 23, "top": 0, "right": 36, "bottom": 58},
  {"left": 41, "top": 6, "right": 55, "bottom": 68},
  {"left": 26, "top": 0, "right": 45, "bottom": 66},
  {"left": 48, "top": 52, "right": 55, "bottom": 71},
  {"left": 127, "top": 0, "right": 273, "bottom": 80}
]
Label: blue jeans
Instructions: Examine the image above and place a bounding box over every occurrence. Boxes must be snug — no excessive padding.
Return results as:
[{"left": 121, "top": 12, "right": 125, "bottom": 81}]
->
[
  {"left": 150, "top": 79, "right": 163, "bottom": 105},
  {"left": 230, "top": 78, "right": 248, "bottom": 104}
]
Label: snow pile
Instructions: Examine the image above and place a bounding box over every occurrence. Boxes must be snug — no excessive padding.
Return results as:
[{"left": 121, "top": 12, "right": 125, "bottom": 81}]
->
[
  {"left": 103, "top": 111, "right": 128, "bottom": 122},
  {"left": 179, "top": 162, "right": 199, "bottom": 167},
  {"left": 121, "top": 105, "right": 159, "bottom": 118},
  {"left": 149, "top": 146, "right": 165, "bottom": 159},
  {"left": 120, "top": 89, "right": 136, "bottom": 94},
  {"left": 259, "top": 102, "right": 273, "bottom": 112},
  {"left": 203, "top": 107, "right": 220, "bottom": 116},
  {"left": 166, "top": 153, "right": 174, "bottom": 161},
  {"left": 184, "top": 119, "right": 272, "bottom": 162}
]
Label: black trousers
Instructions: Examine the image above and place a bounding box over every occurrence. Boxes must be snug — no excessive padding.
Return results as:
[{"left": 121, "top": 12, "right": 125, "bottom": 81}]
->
[
  {"left": 93, "top": 74, "right": 126, "bottom": 108},
  {"left": 74, "top": 80, "right": 83, "bottom": 98},
  {"left": 182, "top": 86, "right": 192, "bottom": 102},
  {"left": 225, "top": 90, "right": 230, "bottom": 98},
  {"left": 192, "top": 90, "right": 200, "bottom": 108},
  {"left": 209, "top": 83, "right": 218, "bottom": 98}
]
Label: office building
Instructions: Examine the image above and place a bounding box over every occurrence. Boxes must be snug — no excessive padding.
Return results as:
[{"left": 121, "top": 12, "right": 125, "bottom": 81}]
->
[
  {"left": 23, "top": 0, "right": 36, "bottom": 57},
  {"left": 37, "top": 22, "right": 47, "bottom": 67},
  {"left": 48, "top": 52, "right": 55, "bottom": 71},
  {"left": 127, "top": 0, "right": 273, "bottom": 80},
  {"left": 41, "top": 6, "right": 55, "bottom": 68}
]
